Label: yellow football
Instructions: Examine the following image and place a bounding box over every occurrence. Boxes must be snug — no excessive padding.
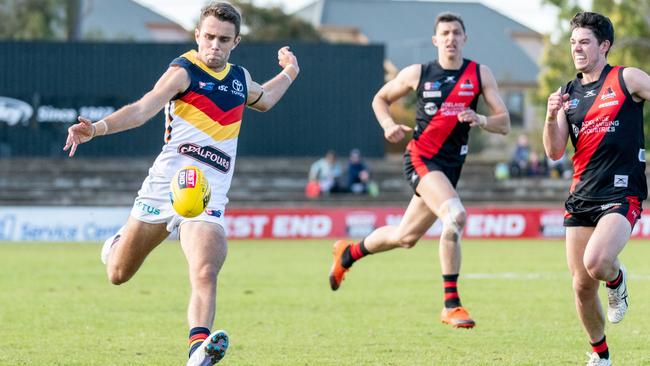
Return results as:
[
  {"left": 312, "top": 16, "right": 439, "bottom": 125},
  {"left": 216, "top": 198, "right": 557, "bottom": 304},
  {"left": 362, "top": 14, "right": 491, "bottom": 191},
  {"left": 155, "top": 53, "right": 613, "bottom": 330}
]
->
[{"left": 169, "top": 166, "right": 211, "bottom": 218}]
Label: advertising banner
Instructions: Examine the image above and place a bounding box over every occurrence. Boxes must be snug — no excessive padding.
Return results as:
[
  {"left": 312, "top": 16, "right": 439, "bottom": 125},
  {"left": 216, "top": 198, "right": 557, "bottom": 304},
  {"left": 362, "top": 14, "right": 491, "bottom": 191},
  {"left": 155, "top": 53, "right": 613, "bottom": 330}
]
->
[{"left": 2, "top": 206, "right": 650, "bottom": 242}]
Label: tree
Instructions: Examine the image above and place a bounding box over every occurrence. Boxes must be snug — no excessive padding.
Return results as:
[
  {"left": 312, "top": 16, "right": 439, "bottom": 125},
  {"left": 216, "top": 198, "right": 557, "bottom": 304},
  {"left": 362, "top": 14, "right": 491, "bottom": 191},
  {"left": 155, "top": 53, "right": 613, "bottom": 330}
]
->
[
  {"left": 0, "top": 0, "right": 67, "bottom": 40},
  {"left": 232, "top": 0, "right": 322, "bottom": 41},
  {"left": 537, "top": 0, "right": 650, "bottom": 142}
]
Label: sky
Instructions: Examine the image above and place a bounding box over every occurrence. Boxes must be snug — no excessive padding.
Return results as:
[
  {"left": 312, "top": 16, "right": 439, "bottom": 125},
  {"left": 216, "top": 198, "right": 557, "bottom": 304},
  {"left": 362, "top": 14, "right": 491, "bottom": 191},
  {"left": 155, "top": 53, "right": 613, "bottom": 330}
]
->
[{"left": 133, "top": 0, "right": 591, "bottom": 35}]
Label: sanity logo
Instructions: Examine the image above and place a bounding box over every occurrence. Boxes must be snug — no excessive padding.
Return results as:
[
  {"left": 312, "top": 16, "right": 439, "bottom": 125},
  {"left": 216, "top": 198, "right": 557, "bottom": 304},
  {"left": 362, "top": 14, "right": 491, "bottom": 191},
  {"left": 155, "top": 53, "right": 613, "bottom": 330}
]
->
[{"left": 0, "top": 96, "right": 33, "bottom": 126}]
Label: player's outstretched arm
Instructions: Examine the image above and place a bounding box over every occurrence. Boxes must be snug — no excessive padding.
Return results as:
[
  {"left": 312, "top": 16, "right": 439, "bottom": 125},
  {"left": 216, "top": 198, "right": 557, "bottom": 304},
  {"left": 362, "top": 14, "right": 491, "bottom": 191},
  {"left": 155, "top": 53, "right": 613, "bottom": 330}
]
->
[
  {"left": 245, "top": 46, "right": 299, "bottom": 112},
  {"left": 623, "top": 67, "right": 650, "bottom": 102},
  {"left": 458, "top": 65, "right": 510, "bottom": 135},
  {"left": 63, "top": 66, "right": 190, "bottom": 157},
  {"left": 372, "top": 64, "right": 420, "bottom": 143},
  {"left": 543, "top": 87, "right": 570, "bottom": 160}
]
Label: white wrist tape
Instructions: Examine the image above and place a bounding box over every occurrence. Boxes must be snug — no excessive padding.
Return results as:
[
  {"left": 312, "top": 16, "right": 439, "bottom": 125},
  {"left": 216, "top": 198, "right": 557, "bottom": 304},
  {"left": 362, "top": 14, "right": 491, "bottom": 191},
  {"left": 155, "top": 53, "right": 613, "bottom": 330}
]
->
[
  {"left": 95, "top": 119, "right": 108, "bottom": 136},
  {"left": 477, "top": 114, "right": 488, "bottom": 128},
  {"left": 285, "top": 64, "right": 298, "bottom": 72},
  {"left": 280, "top": 70, "right": 293, "bottom": 83}
]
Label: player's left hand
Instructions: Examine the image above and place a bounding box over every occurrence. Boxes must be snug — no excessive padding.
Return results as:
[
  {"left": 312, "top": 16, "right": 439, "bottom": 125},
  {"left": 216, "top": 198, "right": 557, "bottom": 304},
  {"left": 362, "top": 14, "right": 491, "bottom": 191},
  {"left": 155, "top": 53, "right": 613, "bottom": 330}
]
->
[
  {"left": 278, "top": 46, "right": 299, "bottom": 74},
  {"left": 457, "top": 109, "right": 481, "bottom": 127}
]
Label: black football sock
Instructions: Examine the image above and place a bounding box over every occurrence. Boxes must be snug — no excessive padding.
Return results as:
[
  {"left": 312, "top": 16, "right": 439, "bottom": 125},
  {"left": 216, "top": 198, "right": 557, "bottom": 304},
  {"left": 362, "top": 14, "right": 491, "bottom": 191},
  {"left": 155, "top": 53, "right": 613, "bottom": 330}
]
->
[{"left": 443, "top": 274, "right": 461, "bottom": 308}]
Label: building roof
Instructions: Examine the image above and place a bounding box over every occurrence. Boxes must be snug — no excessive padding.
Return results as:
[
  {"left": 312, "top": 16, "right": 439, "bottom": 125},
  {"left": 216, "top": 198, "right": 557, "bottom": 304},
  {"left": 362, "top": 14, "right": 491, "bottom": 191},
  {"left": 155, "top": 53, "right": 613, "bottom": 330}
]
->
[
  {"left": 296, "top": 0, "right": 541, "bottom": 85},
  {"left": 80, "top": 0, "right": 189, "bottom": 42}
]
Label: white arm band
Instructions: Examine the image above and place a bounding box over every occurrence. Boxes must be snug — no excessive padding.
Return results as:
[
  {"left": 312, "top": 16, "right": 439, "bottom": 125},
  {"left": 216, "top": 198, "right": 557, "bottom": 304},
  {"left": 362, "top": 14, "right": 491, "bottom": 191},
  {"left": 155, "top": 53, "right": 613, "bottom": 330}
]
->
[
  {"left": 94, "top": 119, "right": 108, "bottom": 136},
  {"left": 477, "top": 114, "right": 488, "bottom": 128},
  {"left": 280, "top": 70, "right": 293, "bottom": 83}
]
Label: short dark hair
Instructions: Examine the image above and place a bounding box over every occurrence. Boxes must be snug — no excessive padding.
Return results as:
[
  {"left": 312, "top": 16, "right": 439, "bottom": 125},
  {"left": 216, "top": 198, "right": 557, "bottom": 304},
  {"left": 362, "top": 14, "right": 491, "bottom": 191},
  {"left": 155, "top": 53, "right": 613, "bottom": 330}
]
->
[
  {"left": 199, "top": 1, "right": 242, "bottom": 36},
  {"left": 570, "top": 12, "right": 614, "bottom": 54},
  {"left": 434, "top": 12, "right": 466, "bottom": 34}
]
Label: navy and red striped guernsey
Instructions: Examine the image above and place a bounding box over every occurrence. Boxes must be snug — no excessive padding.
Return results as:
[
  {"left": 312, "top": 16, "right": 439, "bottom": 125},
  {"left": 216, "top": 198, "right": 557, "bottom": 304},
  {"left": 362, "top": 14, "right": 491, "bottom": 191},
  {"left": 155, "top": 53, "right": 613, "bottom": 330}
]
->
[
  {"left": 408, "top": 59, "right": 482, "bottom": 167},
  {"left": 564, "top": 64, "right": 647, "bottom": 201}
]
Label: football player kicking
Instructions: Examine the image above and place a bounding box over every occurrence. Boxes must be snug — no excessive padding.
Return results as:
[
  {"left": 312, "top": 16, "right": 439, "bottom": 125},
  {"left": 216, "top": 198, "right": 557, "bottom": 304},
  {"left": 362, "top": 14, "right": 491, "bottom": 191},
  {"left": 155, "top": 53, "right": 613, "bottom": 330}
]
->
[{"left": 63, "top": 2, "right": 299, "bottom": 364}]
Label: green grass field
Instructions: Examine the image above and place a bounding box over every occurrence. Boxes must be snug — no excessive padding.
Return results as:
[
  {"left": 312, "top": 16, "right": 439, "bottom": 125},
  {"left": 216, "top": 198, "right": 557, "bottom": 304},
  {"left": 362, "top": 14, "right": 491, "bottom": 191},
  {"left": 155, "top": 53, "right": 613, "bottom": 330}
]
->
[{"left": 1, "top": 239, "right": 649, "bottom": 365}]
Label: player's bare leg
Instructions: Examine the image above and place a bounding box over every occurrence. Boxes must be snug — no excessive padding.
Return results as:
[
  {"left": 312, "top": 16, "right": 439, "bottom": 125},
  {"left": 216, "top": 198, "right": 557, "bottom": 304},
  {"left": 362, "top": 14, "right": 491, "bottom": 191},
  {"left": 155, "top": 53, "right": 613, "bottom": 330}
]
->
[
  {"left": 415, "top": 172, "right": 473, "bottom": 328},
  {"left": 329, "top": 194, "right": 436, "bottom": 290},
  {"left": 567, "top": 227, "right": 604, "bottom": 341},
  {"left": 365, "top": 195, "right": 437, "bottom": 252},
  {"left": 584, "top": 214, "right": 631, "bottom": 324},
  {"left": 104, "top": 216, "right": 170, "bottom": 285},
  {"left": 181, "top": 221, "right": 229, "bottom": 365},
  {"left": 566, "top": 223, "right": 621, "bottom": 364},
  {"left": 583, "top": 214, "right": 629, "bottom": 282}
]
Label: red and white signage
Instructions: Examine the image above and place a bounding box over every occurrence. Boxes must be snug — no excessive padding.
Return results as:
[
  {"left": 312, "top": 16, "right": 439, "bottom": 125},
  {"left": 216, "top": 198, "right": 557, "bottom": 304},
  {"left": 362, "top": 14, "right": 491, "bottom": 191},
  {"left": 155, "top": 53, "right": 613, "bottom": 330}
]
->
[
  {"left": 223, "top": 207, "right": 560, "bottom": 239},
  {"left": 223, "top": 207, "right": 650, "bottom": 240},
  {"left": 2, "top": 206, "right": 650, "bottom": 241}
]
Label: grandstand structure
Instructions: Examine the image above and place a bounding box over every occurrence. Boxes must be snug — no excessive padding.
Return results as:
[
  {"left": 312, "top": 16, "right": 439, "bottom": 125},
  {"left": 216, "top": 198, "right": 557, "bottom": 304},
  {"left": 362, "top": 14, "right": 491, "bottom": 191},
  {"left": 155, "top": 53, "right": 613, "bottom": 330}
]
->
[{"left": 0, "top": 157, "right": 571, "bottom": 207}]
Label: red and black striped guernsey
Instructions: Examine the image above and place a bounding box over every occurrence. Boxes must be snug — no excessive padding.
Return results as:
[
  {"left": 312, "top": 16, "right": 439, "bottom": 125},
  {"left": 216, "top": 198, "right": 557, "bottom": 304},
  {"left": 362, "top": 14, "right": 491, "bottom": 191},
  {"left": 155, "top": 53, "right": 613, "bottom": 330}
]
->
[
  {"left": 563, "top": 64, "right": 647, "bottom": 201},
  {"left": 408, "top": 59, "right": 482, "bottom": 168}
]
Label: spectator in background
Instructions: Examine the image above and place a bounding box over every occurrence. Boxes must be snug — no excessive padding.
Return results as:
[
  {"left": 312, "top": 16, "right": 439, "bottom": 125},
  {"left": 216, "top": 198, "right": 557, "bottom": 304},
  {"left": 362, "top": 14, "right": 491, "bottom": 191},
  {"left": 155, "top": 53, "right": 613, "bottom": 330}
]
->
[
  {"left": 547, "top": 151, "right": 571, "bottom": 179},
  {"left": 347, "top": 148, "right": 370, "bottom": 194},
  {"left": 309, "top": 150, "right": 343, "bottom": 194},
  {"left": 527, "top": 151, "right": 548, "bottom": 177},
  {"left": 494, "top": 162, "right": 510, "bottom": 180},
  {"left": 509, "top": 134, "right": 531, "bottom": 177}
]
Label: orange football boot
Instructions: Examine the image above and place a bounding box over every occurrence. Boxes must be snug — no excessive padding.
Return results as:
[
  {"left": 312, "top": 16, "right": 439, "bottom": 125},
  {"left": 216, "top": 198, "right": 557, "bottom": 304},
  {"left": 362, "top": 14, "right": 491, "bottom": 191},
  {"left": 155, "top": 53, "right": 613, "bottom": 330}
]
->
[
  {"left": 440, "top": 306, "right": 476, "bottom": 328},
  {"left": 329, "top": 240, "right": 352, "bottom": 291}
]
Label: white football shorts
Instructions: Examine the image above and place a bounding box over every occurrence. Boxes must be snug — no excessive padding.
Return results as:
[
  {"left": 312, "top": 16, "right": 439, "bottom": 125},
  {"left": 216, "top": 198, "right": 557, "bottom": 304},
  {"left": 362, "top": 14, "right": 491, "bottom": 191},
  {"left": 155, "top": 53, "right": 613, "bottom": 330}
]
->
[{"left": 130, "top": 172, "right": 226, "bottom": 233}]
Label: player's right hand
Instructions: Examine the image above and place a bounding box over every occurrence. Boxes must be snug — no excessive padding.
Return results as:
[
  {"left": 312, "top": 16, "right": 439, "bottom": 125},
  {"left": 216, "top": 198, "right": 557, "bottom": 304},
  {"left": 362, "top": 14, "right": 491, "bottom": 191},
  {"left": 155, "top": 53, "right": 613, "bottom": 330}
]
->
[
  {"left": 63, "top": 116, "right": 94, "bottom": 157},
  {"left": 546, "top": 87, "right": 569, "bottom": 121},
  {"left": 384, "top": 124, "right": 412, "bottom": 143}
]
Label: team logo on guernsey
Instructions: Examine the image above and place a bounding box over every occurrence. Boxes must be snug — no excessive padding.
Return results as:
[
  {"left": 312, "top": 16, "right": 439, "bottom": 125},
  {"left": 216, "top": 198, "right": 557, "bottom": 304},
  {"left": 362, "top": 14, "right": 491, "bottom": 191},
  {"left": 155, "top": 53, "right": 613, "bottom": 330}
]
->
[
  {"left": 584, "top": 89, "right": 597, "bottom": 98},
  {"left": 598, "top": 100, "right": 619, "bottom": 109},
  {"left": 424, "top": 81, "right": 441, "bottom": 90},
  {"left": 565, "top": 98, "right": 579, "bottom": 110},
  {"left": 424, "top": 102, "right": 438, "bottom": 116},
  {"left": 178, "top": 143, "right": 232, "bottom": 173},
  {"left": 460, "top": 79, "right": 473, "bottom": 89},
  {"left": 614, "top": 175, "right": 628, "bottom": 188},
  {"left": 572, "top": 124, "right": 580, "bottom": 137},
  {"left": 199, "top": 81, "right": 215, "bottom": 91},
  {"left": 232, "top": 79, "right": 244, "bottom": 92},
  {"left": 229, "top": 79, "right": 246, "bottom": 99},
  {"left": 423, "top": 91, "right": 441, "bottom": 98},
  {"left": 601, "top": 86, "right": 616, "bottom": 100}
]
